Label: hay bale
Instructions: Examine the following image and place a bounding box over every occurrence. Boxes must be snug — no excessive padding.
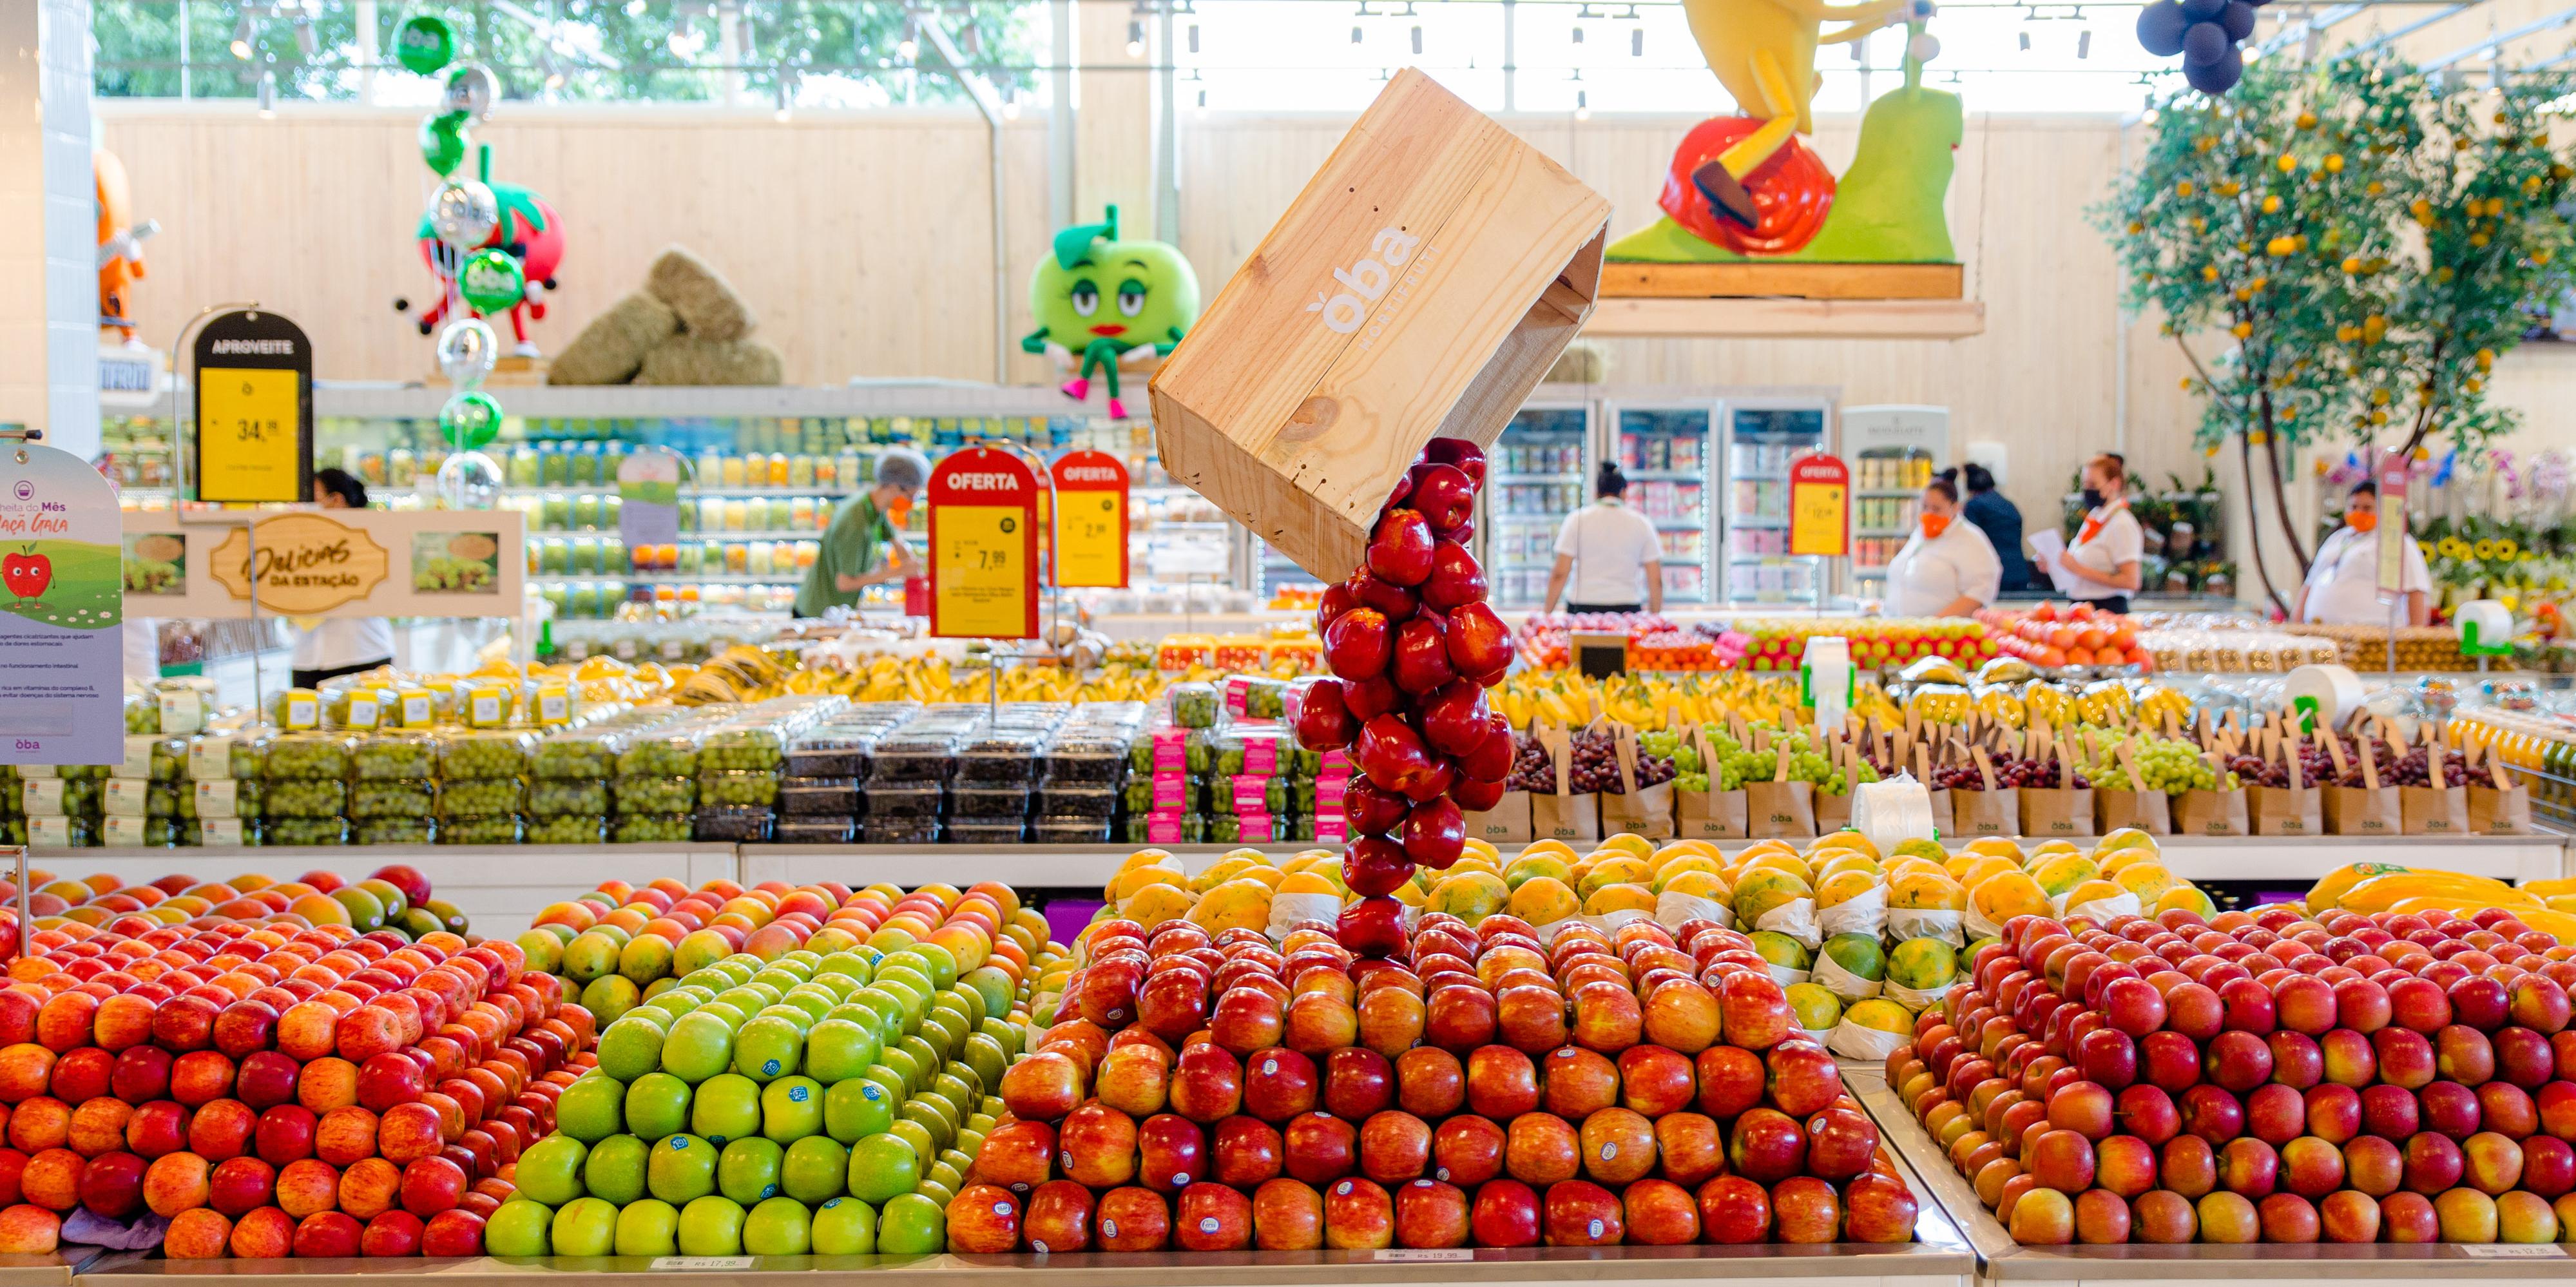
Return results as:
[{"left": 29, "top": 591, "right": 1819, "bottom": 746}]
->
[
  {"left": 635, "top": 334, "right": 784, "bottom": 386},
  {"left": 546, "top": 291, "right": 678, "bottom": 385},
  {"left": 644, "top": 246, "right": 755, "bottom": 343}
]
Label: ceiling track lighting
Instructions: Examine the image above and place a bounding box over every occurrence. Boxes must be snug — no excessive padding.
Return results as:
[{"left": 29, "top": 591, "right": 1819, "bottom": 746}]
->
[
  {"left": 1411, "top": 23, "right": 1423, "bottom": 53},
  {"left": 1631, "top": 27, "right": 1644, "bottom": 55},
  {"left": 256, "top": 68, "right": 276, "bottom": 116},
  {"left": 1126, "top": 19, "right": 1145, "bottom": 57}
]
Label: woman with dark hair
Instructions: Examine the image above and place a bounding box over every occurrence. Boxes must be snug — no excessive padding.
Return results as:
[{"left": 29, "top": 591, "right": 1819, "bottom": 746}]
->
[
  {"left": 1883, "top": 476, "right": 2001, "bottom": 617},
  {"left": 1541, "top": 461, "right": 1664, "bottom": 614},
  {"left": 290, "top": 467, "right": 396, "bottom": 688},
  {"left": 1956, "top": 463, "right": 2031, "bottom": 594},
  {"left": 2059, "top": 454, "right": 2144, "bottom": 615}
]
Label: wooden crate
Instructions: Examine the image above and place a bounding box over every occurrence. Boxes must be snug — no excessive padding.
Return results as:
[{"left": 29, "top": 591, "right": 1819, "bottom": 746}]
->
[
  {"left": 1600, "top": 262, "right": 1964, "bottom": 300},
  {"left": 1149, "top": 69, "right": 1611, "bottom": 583}
]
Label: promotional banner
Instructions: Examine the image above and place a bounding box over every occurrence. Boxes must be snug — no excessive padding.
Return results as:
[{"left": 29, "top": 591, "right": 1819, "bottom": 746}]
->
[
  {"left": 1050, "top": 450, "right": 1129, "bottom": 589},
  {"left": 2376, "top": 447, "right": 2409, "bottom": 597},
  {"left": 1788, "top": 452, "right": 1852, "bottom": 558},
  {"left": 928, "top": 447, "right": 1040, "bottom": 639},
  {"left": 191, "top": 309, "right": 314, "bottom": 505},
  {"left": 122, "top": 508, "right": 524, "bottom": 619},
  {"left": 0, "top": 443, "right": 124, "bottom": 766},
  {"left": 617, "top": 446, "right": 685, "bottom": 560}
]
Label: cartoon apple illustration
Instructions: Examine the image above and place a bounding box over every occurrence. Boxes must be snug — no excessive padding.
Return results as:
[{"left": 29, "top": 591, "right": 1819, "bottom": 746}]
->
[{"left": 3, "top": 548, "right": 50, "bottom": 601}]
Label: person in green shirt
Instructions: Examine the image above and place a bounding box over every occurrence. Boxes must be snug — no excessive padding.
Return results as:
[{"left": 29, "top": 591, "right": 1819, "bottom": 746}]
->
[{"left": 795, "top": 447, "right": 931, "bottom": 617}]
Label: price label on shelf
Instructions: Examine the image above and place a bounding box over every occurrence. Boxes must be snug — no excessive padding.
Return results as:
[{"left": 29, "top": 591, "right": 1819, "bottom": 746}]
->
[
  {"left": 928, "top": 447, "right": 1039, "bottom": 639},
  {"left": 1787, "top": 452, "right": 1850, "bottom": 558},
  {"left": 191, "top": 309, "right": 312, "bottom": 505},
  {"left": 1050, "top": 449, "right": 1128, "bottom": 588}
]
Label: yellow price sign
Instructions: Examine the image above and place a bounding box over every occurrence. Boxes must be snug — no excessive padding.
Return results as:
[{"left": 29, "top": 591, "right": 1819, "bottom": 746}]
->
[
  {"left": 199, "top": 367, "right": 304, "bottom": 503},
  {"left": 928, "top": 448, "right": 1040, "bottom": 639},
  {"left": 1787, "top": 453, "right": 1850, "bottom": 558},
  {"left": 1051, "top": 450, "right": 1130, "bottom": 588}
]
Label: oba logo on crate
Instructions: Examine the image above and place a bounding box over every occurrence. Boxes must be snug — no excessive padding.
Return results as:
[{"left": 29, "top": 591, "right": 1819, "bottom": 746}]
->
[{"left": 1304, "top": 227, "right": 1427, "bottom": 334}]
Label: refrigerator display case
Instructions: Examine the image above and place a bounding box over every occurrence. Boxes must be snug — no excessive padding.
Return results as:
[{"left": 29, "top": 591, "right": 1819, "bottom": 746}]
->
[
  {"left": 1842, "top": 405, "right": 1952, "bottom": 600},
  {"left": 1720, "top": 397, "right": 1836, "bottom": 604},
  {"left": 1483, "top": 403, "right": 1594, "bottom": 609},
  {"left": 1611, "top": 405, "right": 1713, "bottom": 606}
]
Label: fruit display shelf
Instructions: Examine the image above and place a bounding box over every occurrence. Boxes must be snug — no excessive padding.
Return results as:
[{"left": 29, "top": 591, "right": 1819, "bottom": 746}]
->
[
  {"left": 1851, "top": 1062, "right": 2576, "bottom": 1287},
  {"left": 64, "top": 1230, "right": 1975, "bottom": 1287},
  {"left": 24, "top": 849, "right": 738, "bottom": 945}
]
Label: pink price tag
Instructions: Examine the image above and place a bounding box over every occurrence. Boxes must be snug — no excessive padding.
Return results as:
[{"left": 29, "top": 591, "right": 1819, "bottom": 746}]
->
[
  {"left": 1225, "top": 678, "right": 1251, "bottom": 716},
  {"left": 1151, "top": 773, "right": 1191, "bottom": 809},
  {"left": 1231, "top": 778, "right": 1268, "bottom": 813},
  {"left": 1244, "top": 734, "right": 1278, "bottom": 777},
  {"left": 1321, "top": 749, "right": 1350, "bottom": 775},
  {"left": 1238, "top": 814, "right": 1274, "bottom": 844},
  {"left": 1316, "top": 816, "right": 1349, "bottom": 844},
  {"left": 1315, "top": 776, "right": 1349, "bottom": 810},
  {"left": 1147, "top": 811, "right": 1184, "bottom": 844},
  {"left": 1151, "top": 728, "right": 1187, "bottom": 772}
]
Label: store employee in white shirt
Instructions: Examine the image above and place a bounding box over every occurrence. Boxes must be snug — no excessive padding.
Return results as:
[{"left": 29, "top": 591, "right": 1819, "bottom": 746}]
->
[
  {"left": 1543, "top": 463, "right": 1664, "bottom": 614},
  {"left": 289, "top": 469, "right": 397, "bottom": 689},
  {"left": 2058, "top": 454, "right": 2144, "bottom": 615},
  {"left": 2295, "top": 480, "right": 2431, "bottom": 626},
  {"left": 1884, "top": 476, "right": 2001, "bottom": 617}
]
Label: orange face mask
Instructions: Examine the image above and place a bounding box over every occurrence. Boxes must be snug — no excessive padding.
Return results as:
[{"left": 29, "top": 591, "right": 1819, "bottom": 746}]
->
[
  {"left": 885, "top": 496, "right": 914, "bottom": 527},
  {"left": 2347, "top": 510, "right": 2378, "bottom": 533},
  {"left": 1921, "top": 513, "right": 1952, "bottom": 539}
]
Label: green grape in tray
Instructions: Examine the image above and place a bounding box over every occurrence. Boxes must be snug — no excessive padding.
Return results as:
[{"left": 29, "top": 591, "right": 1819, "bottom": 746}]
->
[
  {"left": 353, "top": 733, "right": 437, "bottom": 781},
  {"left": 440, "top": 731, "right": 532, "bottom": 779},
  {"left": 613, "top": 813, "right": 694, "bottom": 844},
  {"left": 530, "top": 779, "right": 610, "bottom": 817},
  {"left": 269, "top": 817, "right": 347, "bottom": 846},
  {"left": 613, "top": 775, "right": 696, "bottom": 814},
  {"left": 440, "top": 815, "right": 522, "bottom": 845},
  {"left": 265, "top": 779, "right": 348, "bottom": 820},
  {"left": 439, "top": 778, "right": 524, "bottom": 818},
  {"left": 617, "top": 736, "right": 700, "bottom": 778},
  {"left": 1168, "top": 682, "right": 1220, "bottom": 728},
  {"left": 124, "top": 695, "right": 157, "bottom": 734},
  {"left": 359, "top": 817, "right": 436, "bottom": 845},
  {"left": 528, "top": 815, "right": 605, "bottom": 845},
  {"left": 700, "top": 728, "right": 783, "bottom": 771},
  {"left": 352, "top": 779, "right": 436, "bottom": 819},
  {"left": 146, "top": 782, "right": 180, "bottom": 818},
  {"left": 1128, "top": 728, "right": 1211, "bottom": 775},
  {"left": 264, "top": 734, "right": 353, "bottom": 780},
  {"left": 697, "top": 770, "right": 779, "bottom": 807},
  {"left": 535, "top": 734, "right": 619, "bottom": 780}
]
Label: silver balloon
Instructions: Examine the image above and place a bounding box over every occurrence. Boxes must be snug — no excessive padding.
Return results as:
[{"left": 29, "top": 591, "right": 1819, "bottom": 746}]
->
[
  {"left": 436, "top": 318, "right": 499, "bottom": 387},
  {"left": 434, "top": 450, "right": 505, "bottom": 512},
  {"left": 441, "top": 62, "right": 501, "bottom": 122},
  {"left": 429, "top": 180, "right": 499, "bottom": 251}
]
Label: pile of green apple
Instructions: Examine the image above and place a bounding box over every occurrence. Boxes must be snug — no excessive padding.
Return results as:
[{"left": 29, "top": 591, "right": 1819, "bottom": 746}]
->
[{"left": 481, "top": 936, "right": 1033, "bottom": 1257}]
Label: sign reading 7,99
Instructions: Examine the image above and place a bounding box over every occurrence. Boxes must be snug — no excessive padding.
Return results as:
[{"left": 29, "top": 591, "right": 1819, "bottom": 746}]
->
[{"left": 928, "top": 447, "right": 1040, "bottom": 639}]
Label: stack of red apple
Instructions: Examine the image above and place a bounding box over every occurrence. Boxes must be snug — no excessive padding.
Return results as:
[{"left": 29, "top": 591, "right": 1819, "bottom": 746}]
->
[
  {"left": 944, "top": 908, "right": 1923, "bottom": 1252},
  {"left": 0, "top": 872, "right": 593, "bottom": 1261},
  {"left": 1294, "top": 439, "right": 1517, "bottom": 958},
  {"left": 1890, "top": 903, "right": 2576, "bottom": 1245}
]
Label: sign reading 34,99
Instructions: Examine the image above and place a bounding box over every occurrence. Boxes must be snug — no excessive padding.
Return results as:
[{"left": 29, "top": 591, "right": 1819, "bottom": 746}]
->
[{"left": 928, "top": 448, "right": 1040, "bottom": 639}]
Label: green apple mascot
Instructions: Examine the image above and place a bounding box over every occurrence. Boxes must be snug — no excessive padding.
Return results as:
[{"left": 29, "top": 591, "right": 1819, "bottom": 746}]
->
[{"left": 1022, "top": 205, "right": 1199, "bottom": 420}]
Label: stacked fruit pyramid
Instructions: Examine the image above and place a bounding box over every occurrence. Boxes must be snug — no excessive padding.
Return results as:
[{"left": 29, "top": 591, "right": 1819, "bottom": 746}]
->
[
  {"left": 487, "top": 880, "right": 1065, "bottom": 1257},
  {"left": 1890, "top": 860, "right": 2576, "bottom": 1244},
  {"left": 0, "top": 865, "right": 572, "bottom": 1259}
]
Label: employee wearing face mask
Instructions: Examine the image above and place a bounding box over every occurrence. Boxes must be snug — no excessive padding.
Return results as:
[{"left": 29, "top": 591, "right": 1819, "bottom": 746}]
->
[
  {"left": 2059, "top": 454, "right": 2144, "bottom": 615},
  {"left": 1883, "top": 476, "right": 2002, "bottom": 617},
  {"left": 2295, "top": 480, "right": 2432, "bottom": 626},
  {"left": 796, "top": 447, "right": 931, "bottom": 617}
]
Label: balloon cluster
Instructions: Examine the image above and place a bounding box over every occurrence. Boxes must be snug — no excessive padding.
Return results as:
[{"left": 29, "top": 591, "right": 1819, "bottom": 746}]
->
[
  {"left": 396, "top": 13, "right": 508, "bottom": 507},
  {"left": 1293, "top": 440, "right": 1519, "bottom": 958},
  {"left": 2136, "top": 0, "right": 2260, "bottom": 95}
]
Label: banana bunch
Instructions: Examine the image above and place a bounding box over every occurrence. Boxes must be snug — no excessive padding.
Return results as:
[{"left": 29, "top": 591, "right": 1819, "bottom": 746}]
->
[{"left": 2135, "top": 683, "right": 2191, "bottom": 728}]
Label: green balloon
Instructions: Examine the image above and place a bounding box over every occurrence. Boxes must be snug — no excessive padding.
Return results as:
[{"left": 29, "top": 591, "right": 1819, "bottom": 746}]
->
[
  {"left": 419, "top": 112, "right": 470, "bottom": 177},
  {"left": 459, "top": 247, "right": 526, "bottom": 316},
  {"left": 394, "top": 15, "right": 457, "bottom": 75},
  {"left": 440, "top": 390, "right": 504, "bottom": 450}
]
